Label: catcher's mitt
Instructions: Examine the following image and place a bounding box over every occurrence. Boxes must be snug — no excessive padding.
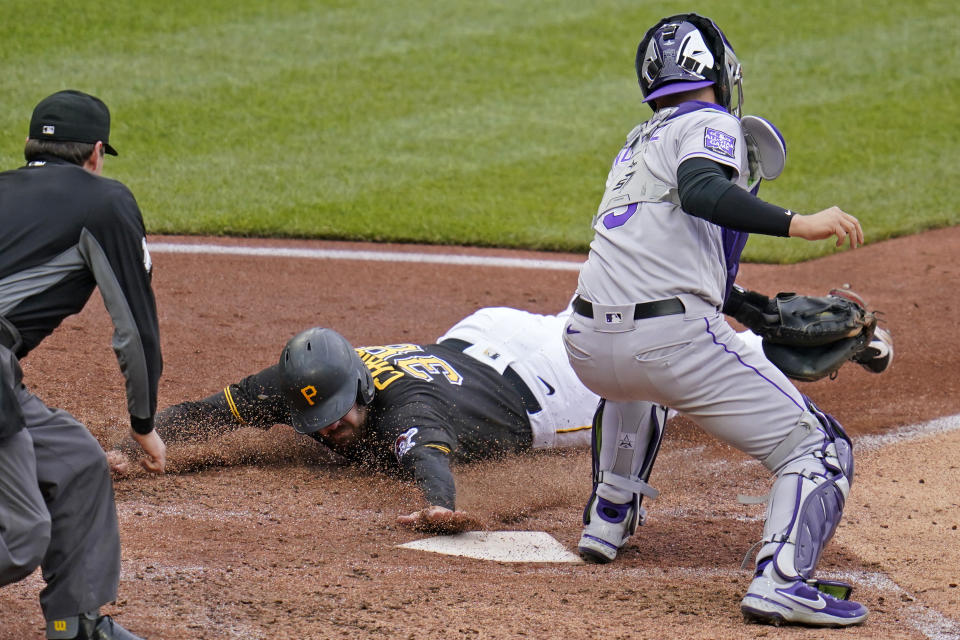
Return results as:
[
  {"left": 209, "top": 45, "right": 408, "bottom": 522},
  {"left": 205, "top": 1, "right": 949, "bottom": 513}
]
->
[
  {"left": 762, "top": 331, "right": 874, "bottom": 382},
  {"left": 762, "top": 289, "right": 876, "bottom": 347},
  {"left": 725, "top": 285, "right": 880, "bottom": 382}
]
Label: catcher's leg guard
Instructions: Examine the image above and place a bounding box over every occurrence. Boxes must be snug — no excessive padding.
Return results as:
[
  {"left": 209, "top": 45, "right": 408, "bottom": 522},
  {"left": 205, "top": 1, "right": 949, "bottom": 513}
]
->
[
  {"left": 578, "top": 400, "right": 667, "bottom": 563},
  {"left": 755, "top": 398, "right": 854, "bottom": 580},
  {"left": 741, "top": 398, "right": 867, "bottom": 627}
]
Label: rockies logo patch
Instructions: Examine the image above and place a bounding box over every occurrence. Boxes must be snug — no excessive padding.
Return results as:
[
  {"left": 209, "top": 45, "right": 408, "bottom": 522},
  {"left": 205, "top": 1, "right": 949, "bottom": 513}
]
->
[
  {"left": 394, "top": 427, "right": 419, "bottom": 461},
  {"left": 704, "top": 127, "right": 736, "bottom": 158}
]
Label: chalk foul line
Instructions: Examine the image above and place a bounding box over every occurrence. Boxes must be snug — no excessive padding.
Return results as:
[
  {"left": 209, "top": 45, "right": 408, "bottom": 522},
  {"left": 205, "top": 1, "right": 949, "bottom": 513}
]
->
[{"left": 149, "top": 242, "right": 584, "bottom": 272}]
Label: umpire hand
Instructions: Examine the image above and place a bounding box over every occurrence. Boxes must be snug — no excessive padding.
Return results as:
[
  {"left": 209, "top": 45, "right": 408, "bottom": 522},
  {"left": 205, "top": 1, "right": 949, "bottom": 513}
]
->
[{"left": 131, "top": 429, "right": 167, "bottom": 473}]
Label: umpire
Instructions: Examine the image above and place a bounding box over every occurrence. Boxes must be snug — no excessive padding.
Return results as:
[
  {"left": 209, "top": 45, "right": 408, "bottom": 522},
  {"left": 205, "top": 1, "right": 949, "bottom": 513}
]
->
[{"left": 0, "top": 91, "right": 165, "bottom": 640}]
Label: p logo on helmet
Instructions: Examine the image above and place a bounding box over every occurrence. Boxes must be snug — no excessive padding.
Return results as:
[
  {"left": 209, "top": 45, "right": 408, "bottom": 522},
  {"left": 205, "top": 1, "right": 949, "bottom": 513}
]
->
[
  {"left": 300, "top": 385, "right": 318, "bottom": 406},
  {"left": 278, "top": 327, "right": 375, "bottom": 434}
]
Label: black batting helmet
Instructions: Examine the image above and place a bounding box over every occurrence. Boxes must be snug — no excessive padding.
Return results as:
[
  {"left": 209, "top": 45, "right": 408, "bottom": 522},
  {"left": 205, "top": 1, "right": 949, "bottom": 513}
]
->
[
  {"left": 278, "top": 327, "right": 375, "bottom": 434},
  {"left": 636, "top": 13, "right": 743, "bottom": 116}
]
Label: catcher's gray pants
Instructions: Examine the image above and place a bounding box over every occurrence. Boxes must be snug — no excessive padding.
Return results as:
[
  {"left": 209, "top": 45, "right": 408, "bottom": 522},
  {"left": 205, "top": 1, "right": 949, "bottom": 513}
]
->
[
  {"left": 0, "top": 377, "right": 121, "bottom": 620},
  {"left": 561, "top": 294, "right": 824, "bottom": 469},
  {"left": 563, "top": 295, "right": 855, "bottom": 579}
]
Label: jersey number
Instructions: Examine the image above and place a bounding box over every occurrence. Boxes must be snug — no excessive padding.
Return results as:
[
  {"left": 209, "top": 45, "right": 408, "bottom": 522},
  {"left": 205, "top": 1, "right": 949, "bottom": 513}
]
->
[
  {"left": 395, "top": 356, "right": 463, "bottom": 386},
  {"left": 601, "top": 203, "right": 639, "bottom": 229}
]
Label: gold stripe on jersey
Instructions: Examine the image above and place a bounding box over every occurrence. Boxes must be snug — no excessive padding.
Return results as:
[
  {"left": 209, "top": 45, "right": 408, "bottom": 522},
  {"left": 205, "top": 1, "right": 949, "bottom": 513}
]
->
[
  {"left": 556, "top": 424, "right": 591, "bottom": 434},
  {"left": 425, "top": 444, "right": 451, "bottom": 455},
  {"left": 223, "top": 387, "right": 245, "bottom": 424}
]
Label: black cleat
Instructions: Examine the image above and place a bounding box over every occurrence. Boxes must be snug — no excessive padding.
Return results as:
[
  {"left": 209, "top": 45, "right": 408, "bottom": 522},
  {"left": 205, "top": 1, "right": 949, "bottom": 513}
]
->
[
  {"left": 81, "top": 615, "right": 144, "bottom": 640},
  {"left": 48, "top": 614, "right": 145, "bottom": 640}
]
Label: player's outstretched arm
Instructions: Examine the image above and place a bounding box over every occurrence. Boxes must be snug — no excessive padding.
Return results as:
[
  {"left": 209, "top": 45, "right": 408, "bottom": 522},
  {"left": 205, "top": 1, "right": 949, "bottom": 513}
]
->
[
  {"left": 153, "top": 396, "right": 245, "bottom": 442},
  {"left": 393, "top": 443, "right": 486, "bottom": 533},
  {"left": 788, "top": 206, "right": 863, "bottom": 248},
  {"left": 110, "top": 366, "right": 289, "bottom": 476},
  {"left": 154, "top": 365, "right": 291, "bottom": 443}
]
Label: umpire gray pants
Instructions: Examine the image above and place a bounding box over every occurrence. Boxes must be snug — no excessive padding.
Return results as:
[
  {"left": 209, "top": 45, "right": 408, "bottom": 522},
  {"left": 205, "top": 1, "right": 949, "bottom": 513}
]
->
[{"left": 0, "top": 378, "right": 121, "bottom": 620}]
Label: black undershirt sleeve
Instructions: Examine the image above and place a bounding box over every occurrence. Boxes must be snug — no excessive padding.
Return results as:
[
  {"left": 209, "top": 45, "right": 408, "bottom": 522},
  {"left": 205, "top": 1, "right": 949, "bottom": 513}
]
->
[
  {"left": 677, "top": 157, "right": 794, "bottom": 237},
  {"left": 401, "top": 446, "right": 456, "bottom": 510},
  {"left": 153, "top": 363, "right": 290, "bottom": 442}
]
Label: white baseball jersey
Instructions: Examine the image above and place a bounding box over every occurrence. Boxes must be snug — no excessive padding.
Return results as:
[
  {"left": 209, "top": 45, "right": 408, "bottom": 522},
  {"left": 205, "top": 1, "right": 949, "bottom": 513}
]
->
[
  {"left": 439, "top": 305, "right": 599, "bottom": 449},
  {"left": 577, "top": 103, "right": 748, "bottom": 308},
  {"left": 439, "top": 305, "right": 771, "bottom": 451}
]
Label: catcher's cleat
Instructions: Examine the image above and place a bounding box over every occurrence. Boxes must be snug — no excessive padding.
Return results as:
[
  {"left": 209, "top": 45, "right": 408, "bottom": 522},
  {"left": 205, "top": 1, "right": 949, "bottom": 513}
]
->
[
  {"left": 853, "top": 326, "right": 893, "bottom": 374},
  {"left": 47, "top": 613, "right": 144, "bottom": 640},
  {"left": 578, "top": 496, "right": 635, "bottom": 563},
  {"left": 740, "top": 561, "right": 868, "bottom": 628}
]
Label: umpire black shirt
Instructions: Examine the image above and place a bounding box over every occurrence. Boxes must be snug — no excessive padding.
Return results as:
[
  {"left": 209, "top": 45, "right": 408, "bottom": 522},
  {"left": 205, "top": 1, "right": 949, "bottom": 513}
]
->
[{"left": 0, "top": 155, "right": 162, "bottom": 434}]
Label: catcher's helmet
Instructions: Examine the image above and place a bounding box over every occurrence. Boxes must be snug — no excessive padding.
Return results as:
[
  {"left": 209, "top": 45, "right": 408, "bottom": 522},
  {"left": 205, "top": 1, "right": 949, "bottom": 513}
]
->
[
  {"left": 278, "top": 327, "right": 375, "bottom": 434},
  {"left": 636, "top": 13, "right": 743, "bottom": 116}
]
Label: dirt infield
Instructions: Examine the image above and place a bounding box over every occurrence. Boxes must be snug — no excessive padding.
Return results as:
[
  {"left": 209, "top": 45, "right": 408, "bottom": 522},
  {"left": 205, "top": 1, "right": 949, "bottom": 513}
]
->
[{"left": 2, "top": 226, "right": 960, "bottom": 639}]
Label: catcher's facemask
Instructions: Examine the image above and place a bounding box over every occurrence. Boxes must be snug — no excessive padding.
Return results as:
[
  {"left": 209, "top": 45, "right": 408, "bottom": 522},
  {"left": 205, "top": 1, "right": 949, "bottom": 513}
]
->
[{"left": 636, "top": 13, "right": 743, "bottom": 116}]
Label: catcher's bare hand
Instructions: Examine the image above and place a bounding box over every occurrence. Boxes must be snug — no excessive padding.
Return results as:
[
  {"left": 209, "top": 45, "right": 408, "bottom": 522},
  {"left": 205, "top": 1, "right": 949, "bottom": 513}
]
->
[
  {"left": 789, "top": 206, "right": 863, "bottom": 248},
  {"left": 397, "top": 505, "right": 485, "bottom": 535}
]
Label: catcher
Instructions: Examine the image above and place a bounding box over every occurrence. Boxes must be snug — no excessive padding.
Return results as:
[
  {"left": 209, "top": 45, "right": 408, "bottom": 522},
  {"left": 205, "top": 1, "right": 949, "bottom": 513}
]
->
[{"left": 118, "top": 288, "right": 889, "bottom": 533}]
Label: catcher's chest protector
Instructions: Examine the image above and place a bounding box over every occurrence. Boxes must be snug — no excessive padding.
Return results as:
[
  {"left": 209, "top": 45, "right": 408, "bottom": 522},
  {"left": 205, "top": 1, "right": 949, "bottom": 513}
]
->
[{"left": 593, "top": 108, "right": 677, "bottom": 226}]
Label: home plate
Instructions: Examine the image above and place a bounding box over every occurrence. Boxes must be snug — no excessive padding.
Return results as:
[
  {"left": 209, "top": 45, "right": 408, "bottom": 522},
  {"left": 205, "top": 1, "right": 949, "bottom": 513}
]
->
[{"left": 397, "top": 531, "right": 582, "bottom": 563}]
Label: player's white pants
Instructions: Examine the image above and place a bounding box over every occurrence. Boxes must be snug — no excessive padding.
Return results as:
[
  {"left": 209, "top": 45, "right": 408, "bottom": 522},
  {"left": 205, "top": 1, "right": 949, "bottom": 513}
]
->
[
  {"left": 439, "top": 306, "right": 599, "bottom": 450},
  {"left": 563, "top": 294, "right": 852, "bottom": 577}
]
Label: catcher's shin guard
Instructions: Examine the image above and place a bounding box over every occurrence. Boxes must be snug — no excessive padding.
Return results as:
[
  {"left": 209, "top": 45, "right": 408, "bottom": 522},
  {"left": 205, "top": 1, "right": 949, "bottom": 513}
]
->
[
  {"left": 579, "top": 400, "right": 667, "bottom": 562},
  {"left": 752, "top": 398, "right": 854, "bottom": 581}
]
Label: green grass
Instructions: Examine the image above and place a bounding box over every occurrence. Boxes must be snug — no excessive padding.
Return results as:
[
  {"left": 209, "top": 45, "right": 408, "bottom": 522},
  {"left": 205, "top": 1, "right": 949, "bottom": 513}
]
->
[{"left": 1, "top": 0, "right": 956, "bottom": 261}]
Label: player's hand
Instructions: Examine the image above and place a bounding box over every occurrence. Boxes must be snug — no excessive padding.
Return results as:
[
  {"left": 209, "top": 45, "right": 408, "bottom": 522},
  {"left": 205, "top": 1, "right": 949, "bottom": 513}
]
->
[
  {"left": 788, "top": 206, "right": 863, "bottom": 248},
  {"left": 397, "top": 505, "right": 484, "bottom": 534},
  {"left": 131, "top": 428, "right": 167, "bottom": 474},
  {"left": 106, "top": 449, "right": 131, "bottom": 476}
]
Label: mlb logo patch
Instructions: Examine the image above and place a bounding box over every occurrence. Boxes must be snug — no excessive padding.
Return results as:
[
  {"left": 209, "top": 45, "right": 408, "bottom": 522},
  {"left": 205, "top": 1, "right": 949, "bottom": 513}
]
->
[
  {"left": 704, "top": 127, "right": 736, "bottom": 158},
  {"left": 42, "top": 125, "right": 56, "bottom": 135},
  {"left": 604, "top": 312, "right": 623, "bottom": 324}
]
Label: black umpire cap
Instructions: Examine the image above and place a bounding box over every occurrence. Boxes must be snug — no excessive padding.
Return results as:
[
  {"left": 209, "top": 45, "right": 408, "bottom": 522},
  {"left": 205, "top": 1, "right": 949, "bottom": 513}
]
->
[{"left": 29, "top": 90, "right": 118, "bottom": 156}]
